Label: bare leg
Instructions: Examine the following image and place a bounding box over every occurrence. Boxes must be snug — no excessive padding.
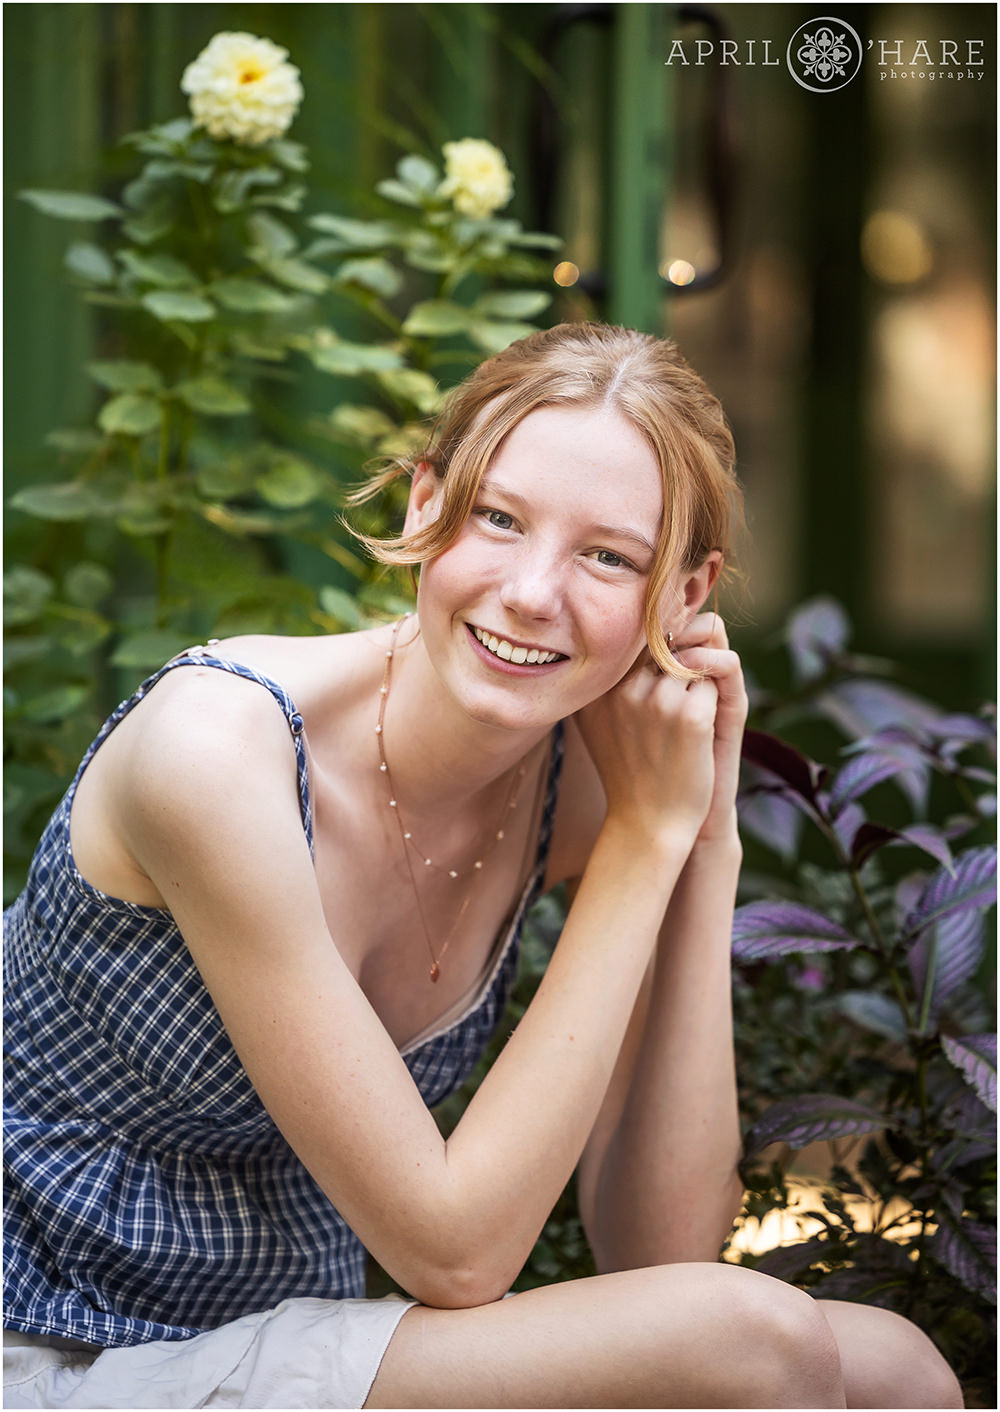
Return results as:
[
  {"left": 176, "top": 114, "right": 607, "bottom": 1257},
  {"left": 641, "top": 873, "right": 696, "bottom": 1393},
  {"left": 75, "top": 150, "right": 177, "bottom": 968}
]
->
[
  {"left": 366, "top": 1263, "right": 846, "bottom": 1409},
  {"left": 817, "top": 1300, "right": 964, "bottom": 1409}
]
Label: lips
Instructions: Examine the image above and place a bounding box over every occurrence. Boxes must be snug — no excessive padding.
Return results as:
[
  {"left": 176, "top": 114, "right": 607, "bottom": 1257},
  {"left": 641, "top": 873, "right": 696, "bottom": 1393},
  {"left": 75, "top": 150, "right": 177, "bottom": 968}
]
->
[{"left": 470, "top": 624, "right": 566, "bottom": 665}]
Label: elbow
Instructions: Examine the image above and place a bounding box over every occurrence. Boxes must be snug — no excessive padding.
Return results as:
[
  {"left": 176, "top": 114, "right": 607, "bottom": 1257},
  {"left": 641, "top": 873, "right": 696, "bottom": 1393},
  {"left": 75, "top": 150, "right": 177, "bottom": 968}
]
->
[{"left": 402, "top": 1258, "right": 512, "bottom": 1310}]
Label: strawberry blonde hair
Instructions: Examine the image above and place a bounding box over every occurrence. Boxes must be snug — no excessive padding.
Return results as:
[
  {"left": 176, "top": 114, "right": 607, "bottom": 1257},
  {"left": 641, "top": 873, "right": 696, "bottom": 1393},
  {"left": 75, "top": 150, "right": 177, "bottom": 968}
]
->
[{"left": 350, "top": 322, "right": 741, "bottom": 676}]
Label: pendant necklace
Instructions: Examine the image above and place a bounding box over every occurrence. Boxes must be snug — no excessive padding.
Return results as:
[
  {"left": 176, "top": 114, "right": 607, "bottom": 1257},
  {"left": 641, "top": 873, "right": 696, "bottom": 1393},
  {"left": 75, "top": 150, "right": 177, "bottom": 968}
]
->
[{"left": 376, "top": 615, "right": 527, "bottom": 982}]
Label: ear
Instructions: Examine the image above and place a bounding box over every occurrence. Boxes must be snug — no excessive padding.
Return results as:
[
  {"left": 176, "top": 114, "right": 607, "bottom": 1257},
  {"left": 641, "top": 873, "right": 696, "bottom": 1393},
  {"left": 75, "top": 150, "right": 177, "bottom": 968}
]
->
[
  {"left": 402, "top": 461, "right": 442, "bottom": 536},
  {"left": 675, "top": 551, "right": 723, "bottom": 625}
]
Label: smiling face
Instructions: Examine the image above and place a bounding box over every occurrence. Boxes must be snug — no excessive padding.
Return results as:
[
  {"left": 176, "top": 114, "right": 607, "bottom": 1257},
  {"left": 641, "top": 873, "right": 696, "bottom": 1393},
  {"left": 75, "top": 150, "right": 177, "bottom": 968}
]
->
[{"left": 407, "top": 404, "right": 673, "bottom": 733}]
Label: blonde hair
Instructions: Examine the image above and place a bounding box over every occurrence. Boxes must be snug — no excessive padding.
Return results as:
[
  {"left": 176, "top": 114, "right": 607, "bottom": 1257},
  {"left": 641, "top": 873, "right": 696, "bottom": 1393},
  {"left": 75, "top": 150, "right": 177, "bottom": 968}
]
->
[{"left": 349, "top": 322, "right": 742, "bottom": 675}]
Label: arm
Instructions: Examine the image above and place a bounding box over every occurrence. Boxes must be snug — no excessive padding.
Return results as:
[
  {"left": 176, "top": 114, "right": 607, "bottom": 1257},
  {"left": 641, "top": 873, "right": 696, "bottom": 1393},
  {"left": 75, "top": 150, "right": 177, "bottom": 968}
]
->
[
  {"left": 577, "top": 615, "right": 749, "bottom": 1270},
  {"left": 121, "top": 661, "right": 718, "bottom": 1310}
]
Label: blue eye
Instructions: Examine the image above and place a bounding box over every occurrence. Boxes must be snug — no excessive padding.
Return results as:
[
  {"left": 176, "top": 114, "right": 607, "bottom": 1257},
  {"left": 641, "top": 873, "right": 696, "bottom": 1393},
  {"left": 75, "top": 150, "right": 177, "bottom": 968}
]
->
[
  {"left": 483, "top": 510, "right": 514, "bottom": 529},
  {"left": 594, "top": 549, "right": 632, "bottom": 569}
]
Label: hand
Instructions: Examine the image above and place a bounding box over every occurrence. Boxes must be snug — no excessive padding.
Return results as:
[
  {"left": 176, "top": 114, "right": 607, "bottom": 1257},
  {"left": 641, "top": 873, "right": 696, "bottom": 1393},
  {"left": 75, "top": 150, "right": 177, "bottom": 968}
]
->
[
  {"left": 574, "top": 651, "right": 720, "bottom": 853},
  {"left": 669, "top": 613, "right": 748, "bottom": 845}
]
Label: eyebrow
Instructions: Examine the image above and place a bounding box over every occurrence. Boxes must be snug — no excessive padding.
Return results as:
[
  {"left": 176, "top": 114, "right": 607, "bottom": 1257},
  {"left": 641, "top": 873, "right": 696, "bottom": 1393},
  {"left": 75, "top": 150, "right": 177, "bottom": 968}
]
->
[{"left": 480, "top": 478, "right": 658, "bottom": 558}]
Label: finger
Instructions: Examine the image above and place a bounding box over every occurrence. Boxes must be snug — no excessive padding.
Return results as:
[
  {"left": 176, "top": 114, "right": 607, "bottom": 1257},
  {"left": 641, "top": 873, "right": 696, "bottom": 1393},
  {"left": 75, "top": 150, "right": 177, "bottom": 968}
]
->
[
  {"left": 673, "top": 612, "right": 729, "bottom": 653},
  {"left": 672, "top": 645, "right": 742, "bottom": 685}
]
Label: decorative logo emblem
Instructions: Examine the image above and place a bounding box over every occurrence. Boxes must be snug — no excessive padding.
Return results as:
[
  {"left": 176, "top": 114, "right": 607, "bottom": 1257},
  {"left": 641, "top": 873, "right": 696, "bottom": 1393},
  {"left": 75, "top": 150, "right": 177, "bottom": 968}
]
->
[{"left": 787, "top": 16, "right": 864, "bottom": 92}]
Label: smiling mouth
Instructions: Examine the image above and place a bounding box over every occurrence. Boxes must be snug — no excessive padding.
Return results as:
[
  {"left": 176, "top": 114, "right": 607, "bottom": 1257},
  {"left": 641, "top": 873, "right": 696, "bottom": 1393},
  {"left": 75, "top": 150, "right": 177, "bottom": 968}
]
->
[{"left": 470, "top": 624, "right": 566, "bottom": 665}]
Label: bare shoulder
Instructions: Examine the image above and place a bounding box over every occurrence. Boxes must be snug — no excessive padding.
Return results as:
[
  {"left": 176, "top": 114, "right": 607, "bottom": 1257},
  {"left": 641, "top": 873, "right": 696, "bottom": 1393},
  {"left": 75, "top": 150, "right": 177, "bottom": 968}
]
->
[{"left": 544, "top": 715, "right": 608, "bottom": 889}]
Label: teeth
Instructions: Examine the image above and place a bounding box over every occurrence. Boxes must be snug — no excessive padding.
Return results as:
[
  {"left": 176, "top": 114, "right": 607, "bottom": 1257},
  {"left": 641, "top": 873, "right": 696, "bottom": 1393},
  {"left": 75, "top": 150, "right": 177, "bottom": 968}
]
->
[{"left": 472, "top": 626, "right": 561, "bottom": 665}]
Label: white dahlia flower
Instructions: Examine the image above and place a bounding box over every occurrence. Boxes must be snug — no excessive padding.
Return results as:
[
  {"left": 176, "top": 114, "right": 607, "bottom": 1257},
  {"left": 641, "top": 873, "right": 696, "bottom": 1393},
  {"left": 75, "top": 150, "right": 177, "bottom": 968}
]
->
[
  {"left": 181, "top": 32, "right": 303, "bottom": 146},
  {"left": 439, "top": 139, "right": 513, "bottom": 219}
]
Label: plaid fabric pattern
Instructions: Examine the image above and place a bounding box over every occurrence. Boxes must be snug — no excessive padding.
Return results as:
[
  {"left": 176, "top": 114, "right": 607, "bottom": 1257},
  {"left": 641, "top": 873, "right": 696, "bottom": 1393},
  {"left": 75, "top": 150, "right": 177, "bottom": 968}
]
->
[{"left": 4, "top": 654, "right": 564, "bottom": 1348}]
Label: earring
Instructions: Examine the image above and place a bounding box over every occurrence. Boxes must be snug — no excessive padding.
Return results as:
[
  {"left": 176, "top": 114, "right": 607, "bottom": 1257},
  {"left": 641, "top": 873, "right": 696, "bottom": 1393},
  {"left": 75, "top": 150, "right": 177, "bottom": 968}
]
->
[{"left": 666, "top": 631, "right": 675, "bottom": 653}]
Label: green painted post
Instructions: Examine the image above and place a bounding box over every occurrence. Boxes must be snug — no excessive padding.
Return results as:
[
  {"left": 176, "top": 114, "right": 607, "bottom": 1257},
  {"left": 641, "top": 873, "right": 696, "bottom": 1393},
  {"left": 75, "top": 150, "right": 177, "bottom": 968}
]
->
[{"left": 608, "top": 4, "right": 672, "bottom": 332}]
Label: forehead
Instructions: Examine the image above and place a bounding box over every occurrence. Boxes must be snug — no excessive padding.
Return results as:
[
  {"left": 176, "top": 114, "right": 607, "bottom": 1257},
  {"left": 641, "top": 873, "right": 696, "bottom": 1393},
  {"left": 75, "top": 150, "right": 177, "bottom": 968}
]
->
[{"left": 484, "top": 405, "right": 663, "bottom": 528}]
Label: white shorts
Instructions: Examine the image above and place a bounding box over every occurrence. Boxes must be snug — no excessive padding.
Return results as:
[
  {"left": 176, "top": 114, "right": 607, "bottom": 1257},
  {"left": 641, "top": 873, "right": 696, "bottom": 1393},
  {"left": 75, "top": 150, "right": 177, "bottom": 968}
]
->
[{"left": 3, "top": 1295, "right": 415, "bottom": 1410}]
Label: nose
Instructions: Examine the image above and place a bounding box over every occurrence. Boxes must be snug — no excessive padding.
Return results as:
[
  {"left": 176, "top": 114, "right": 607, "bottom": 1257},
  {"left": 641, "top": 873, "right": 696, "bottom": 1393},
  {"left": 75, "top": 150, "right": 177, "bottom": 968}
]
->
[{"left": 498, "top": 541, "right": 565, "bottom": 622}]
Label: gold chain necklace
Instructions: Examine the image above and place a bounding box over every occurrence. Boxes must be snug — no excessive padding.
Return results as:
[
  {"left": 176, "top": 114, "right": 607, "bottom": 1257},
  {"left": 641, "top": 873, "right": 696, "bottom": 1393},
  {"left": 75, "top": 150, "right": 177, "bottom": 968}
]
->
[{"left": 376, "top": 615, "right": 527, "bottom": 982}]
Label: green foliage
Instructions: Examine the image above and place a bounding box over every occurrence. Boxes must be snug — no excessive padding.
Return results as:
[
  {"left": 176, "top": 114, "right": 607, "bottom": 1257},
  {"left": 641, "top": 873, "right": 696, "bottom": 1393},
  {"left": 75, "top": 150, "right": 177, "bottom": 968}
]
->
[{"left": 6, "top": 77, "right": 558, "bottom": 899}]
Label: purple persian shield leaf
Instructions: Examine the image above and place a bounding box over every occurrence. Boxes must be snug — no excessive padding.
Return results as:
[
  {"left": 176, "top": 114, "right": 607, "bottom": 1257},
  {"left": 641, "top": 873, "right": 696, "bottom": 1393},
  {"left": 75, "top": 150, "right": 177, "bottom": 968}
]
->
[
  {"left": 941, "top": 1034, "right": 997, "bottom": 1113},
  {"left": 743, "top": 1094, "right": 884, "bottom": 1158},
  {"left": 908, "top": 910, "right": 986, "bottom": 1016},
  {"left": 786, "top": 597, "right": 851, "bottom": 683},
  {"left": 737, "top": 785, "right": 805, "bottom": 862},
  {"left": 816, "top": 680, "right": 942, "bottom": 739},
  {"left": 831, "top": 802, "right": 866, "bottom": 855},
  {"left": 741, "top": 729, "right": 826, "bottom": 805},
  {"left": 827, "top": 749, "right": 929, "bottom": 813},
  {"left": 753, "top": 1235, "right": 835, "bottom": 1280},
  {"left": 731, "top": 902, "right": 859, "bottom": 963},
  {"left": 929, "top": 1219, "right": 997, "bottom": 1302},
  {"left": 928, "top": 713, "right": 997, "bottom": 749},
  {"left": 836, "top": 991, "right": 907, "bottom": 1041},
  {"left": 891, "top": 825, "right": 954, "bottom": 872},
  {"left": 902, "top": 845, "right": 997, "bottom": 942},
  {"left": 851, "top": 823, "right": 953, "bottom": 874}
]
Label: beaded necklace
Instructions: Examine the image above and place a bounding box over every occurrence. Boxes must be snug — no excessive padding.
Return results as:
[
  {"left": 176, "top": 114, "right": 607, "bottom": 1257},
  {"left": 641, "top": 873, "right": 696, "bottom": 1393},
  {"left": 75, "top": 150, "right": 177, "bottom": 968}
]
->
[{"left": 376, "top": 615, "right": 527, "bottom": 982}]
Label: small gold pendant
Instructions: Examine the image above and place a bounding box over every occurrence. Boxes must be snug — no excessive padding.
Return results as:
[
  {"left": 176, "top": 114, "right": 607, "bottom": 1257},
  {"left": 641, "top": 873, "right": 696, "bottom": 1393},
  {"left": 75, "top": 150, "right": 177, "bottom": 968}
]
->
[{"left": 429, "top": 962, "right": 441, "bottom": 983}]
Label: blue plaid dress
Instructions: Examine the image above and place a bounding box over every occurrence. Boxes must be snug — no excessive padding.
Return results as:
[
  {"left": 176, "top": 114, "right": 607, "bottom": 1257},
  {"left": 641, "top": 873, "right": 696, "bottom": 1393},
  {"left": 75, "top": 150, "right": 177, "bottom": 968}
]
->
[{"left": 4, "top": 653, "right": 564, "bottom": 1349}]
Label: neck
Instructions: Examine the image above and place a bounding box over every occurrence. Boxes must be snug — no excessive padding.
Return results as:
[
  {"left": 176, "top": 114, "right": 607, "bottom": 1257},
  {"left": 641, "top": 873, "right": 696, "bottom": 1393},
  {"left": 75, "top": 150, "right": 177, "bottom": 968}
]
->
[{"left": 379, "top": 617, "right": 553, "bottom": 816}]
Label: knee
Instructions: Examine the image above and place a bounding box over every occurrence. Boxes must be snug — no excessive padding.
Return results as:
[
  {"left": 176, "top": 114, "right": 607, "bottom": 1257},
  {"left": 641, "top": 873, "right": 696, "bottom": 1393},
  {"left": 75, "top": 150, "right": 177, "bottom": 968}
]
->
[
  {"left": 739, "top": 1275, "right": 844, "bottom": 1406},
  {"left": 657, "top": 1265, "right": 844, "bottom": 1407}
]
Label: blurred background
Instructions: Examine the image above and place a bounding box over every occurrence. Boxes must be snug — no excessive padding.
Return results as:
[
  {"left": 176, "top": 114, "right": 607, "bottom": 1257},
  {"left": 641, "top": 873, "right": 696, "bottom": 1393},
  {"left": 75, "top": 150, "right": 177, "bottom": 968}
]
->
[{"left": 4, "top": 0, "right": 996, "bottom": 725}]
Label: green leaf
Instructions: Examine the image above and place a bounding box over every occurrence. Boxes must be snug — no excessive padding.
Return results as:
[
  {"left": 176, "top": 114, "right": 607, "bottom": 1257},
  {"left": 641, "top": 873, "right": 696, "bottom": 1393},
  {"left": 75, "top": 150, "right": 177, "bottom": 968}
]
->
[
  {"left": 141, "top": 290, "right": 215, "bottom": 323},
  {"left": 467, "top": 318, "right": 538, "bottom": 353},
  {"left": 194, "top": 460, "right": 256, "bottom": 500},
  {"left": 3, "top": 635, "right": 54, "bottom": 670},
  {"left": 98, "top": 393, "right": 163, "bottom": 436},
  {"left": 374, "top": 178, "right": 423, "bottom": 209},
  {"left": 329, "top": 404, "right": 398, "bottom": 442},
  {"left": 318, "top": 586, "right": 361, "bottom": 629},
  {"left": 64, "top": 241, "right": 115, "bottom": 284},
  {"left": 173, "top": 378, "right": 251, "bottom": 416},
  {"left": 402, "top": 301, "right": 473, "bottom": 337},
  {"left": 63, "top": 562, "right": 114, "bottom": 609},
  {"left": 118, "top": 249, "right": 199, "bottom": 287},
  {"left": 215, "top": 166, "right": 283, "bottom": 213},
  {"left": 246, "top": 211, "right": 298, "bottom": 256},
  {"left": 311, "top": 342, "right": 404, "bottom": 375},
  {"left": 200, "top": 503, "right": 284, "bottom": 537},
  {"left": 122, "top": 205, "right": 176, "bottom": 246},
  {"left": 86, "top": 360, "right": 163, "bottom": 393},
  {"left": 397, "top": 154, "right": 440, "bottom": 193},
  {"left": 3, "top": 567, "right": 54, "bottom": 625},
  {"left": 211, "top": 277, "right": 298, "bottom": 314},
  {"left": 255, "top": 460, "right": 321, "bottom": 509},
  {"left": 45, "top": 428, "right": 103, "bottom": 454},
  {"left": 20, "top": 189, "right": 123, "bottom": 220},
  {"left": 9, "top": 481, "right": 112, "bottom": 521},
  {"left": 250, "top": 184, "right": 306, "bottom": 213},
  {"left": 308, "top": 214, "right": 399, "bottom": 248},
  {"left": 334, "top": 257, "right": 403, "bottom": 299},
  {"left": 376, "top": 425, "right": 427, "bottom": 458},
  {"left": 268, "top": 139, "right": 309, "bottom": 173},
  {"left": 261, "top": 255, "right": 328, "bottom": 294},
  {"left": 110, "top": 629, "right": 196, "bottom": 670},
  {"left": 507, "top": 229, "right": 563, "bottom": 250},
  {"left": 20, "top": 684, "right": 90, "bottom": 724},
  {"left": 376, "top": 367, "right": 443, "bottom": 413},
  {"left": 474, "top": 289, "right": 551, "bottom": 320}
]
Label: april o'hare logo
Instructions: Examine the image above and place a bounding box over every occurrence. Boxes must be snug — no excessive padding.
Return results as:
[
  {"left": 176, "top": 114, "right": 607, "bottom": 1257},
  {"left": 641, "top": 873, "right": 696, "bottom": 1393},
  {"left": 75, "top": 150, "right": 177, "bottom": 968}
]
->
[{"left": 787, "top": 16, "right": 864, "bottom": 92}]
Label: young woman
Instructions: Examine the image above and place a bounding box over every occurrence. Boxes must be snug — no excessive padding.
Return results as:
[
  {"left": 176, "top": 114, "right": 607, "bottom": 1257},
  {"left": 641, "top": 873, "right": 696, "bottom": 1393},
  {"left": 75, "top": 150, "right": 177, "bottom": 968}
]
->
[{"left": 4, "top": 324, "right": 961, "bottom": 1409}]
